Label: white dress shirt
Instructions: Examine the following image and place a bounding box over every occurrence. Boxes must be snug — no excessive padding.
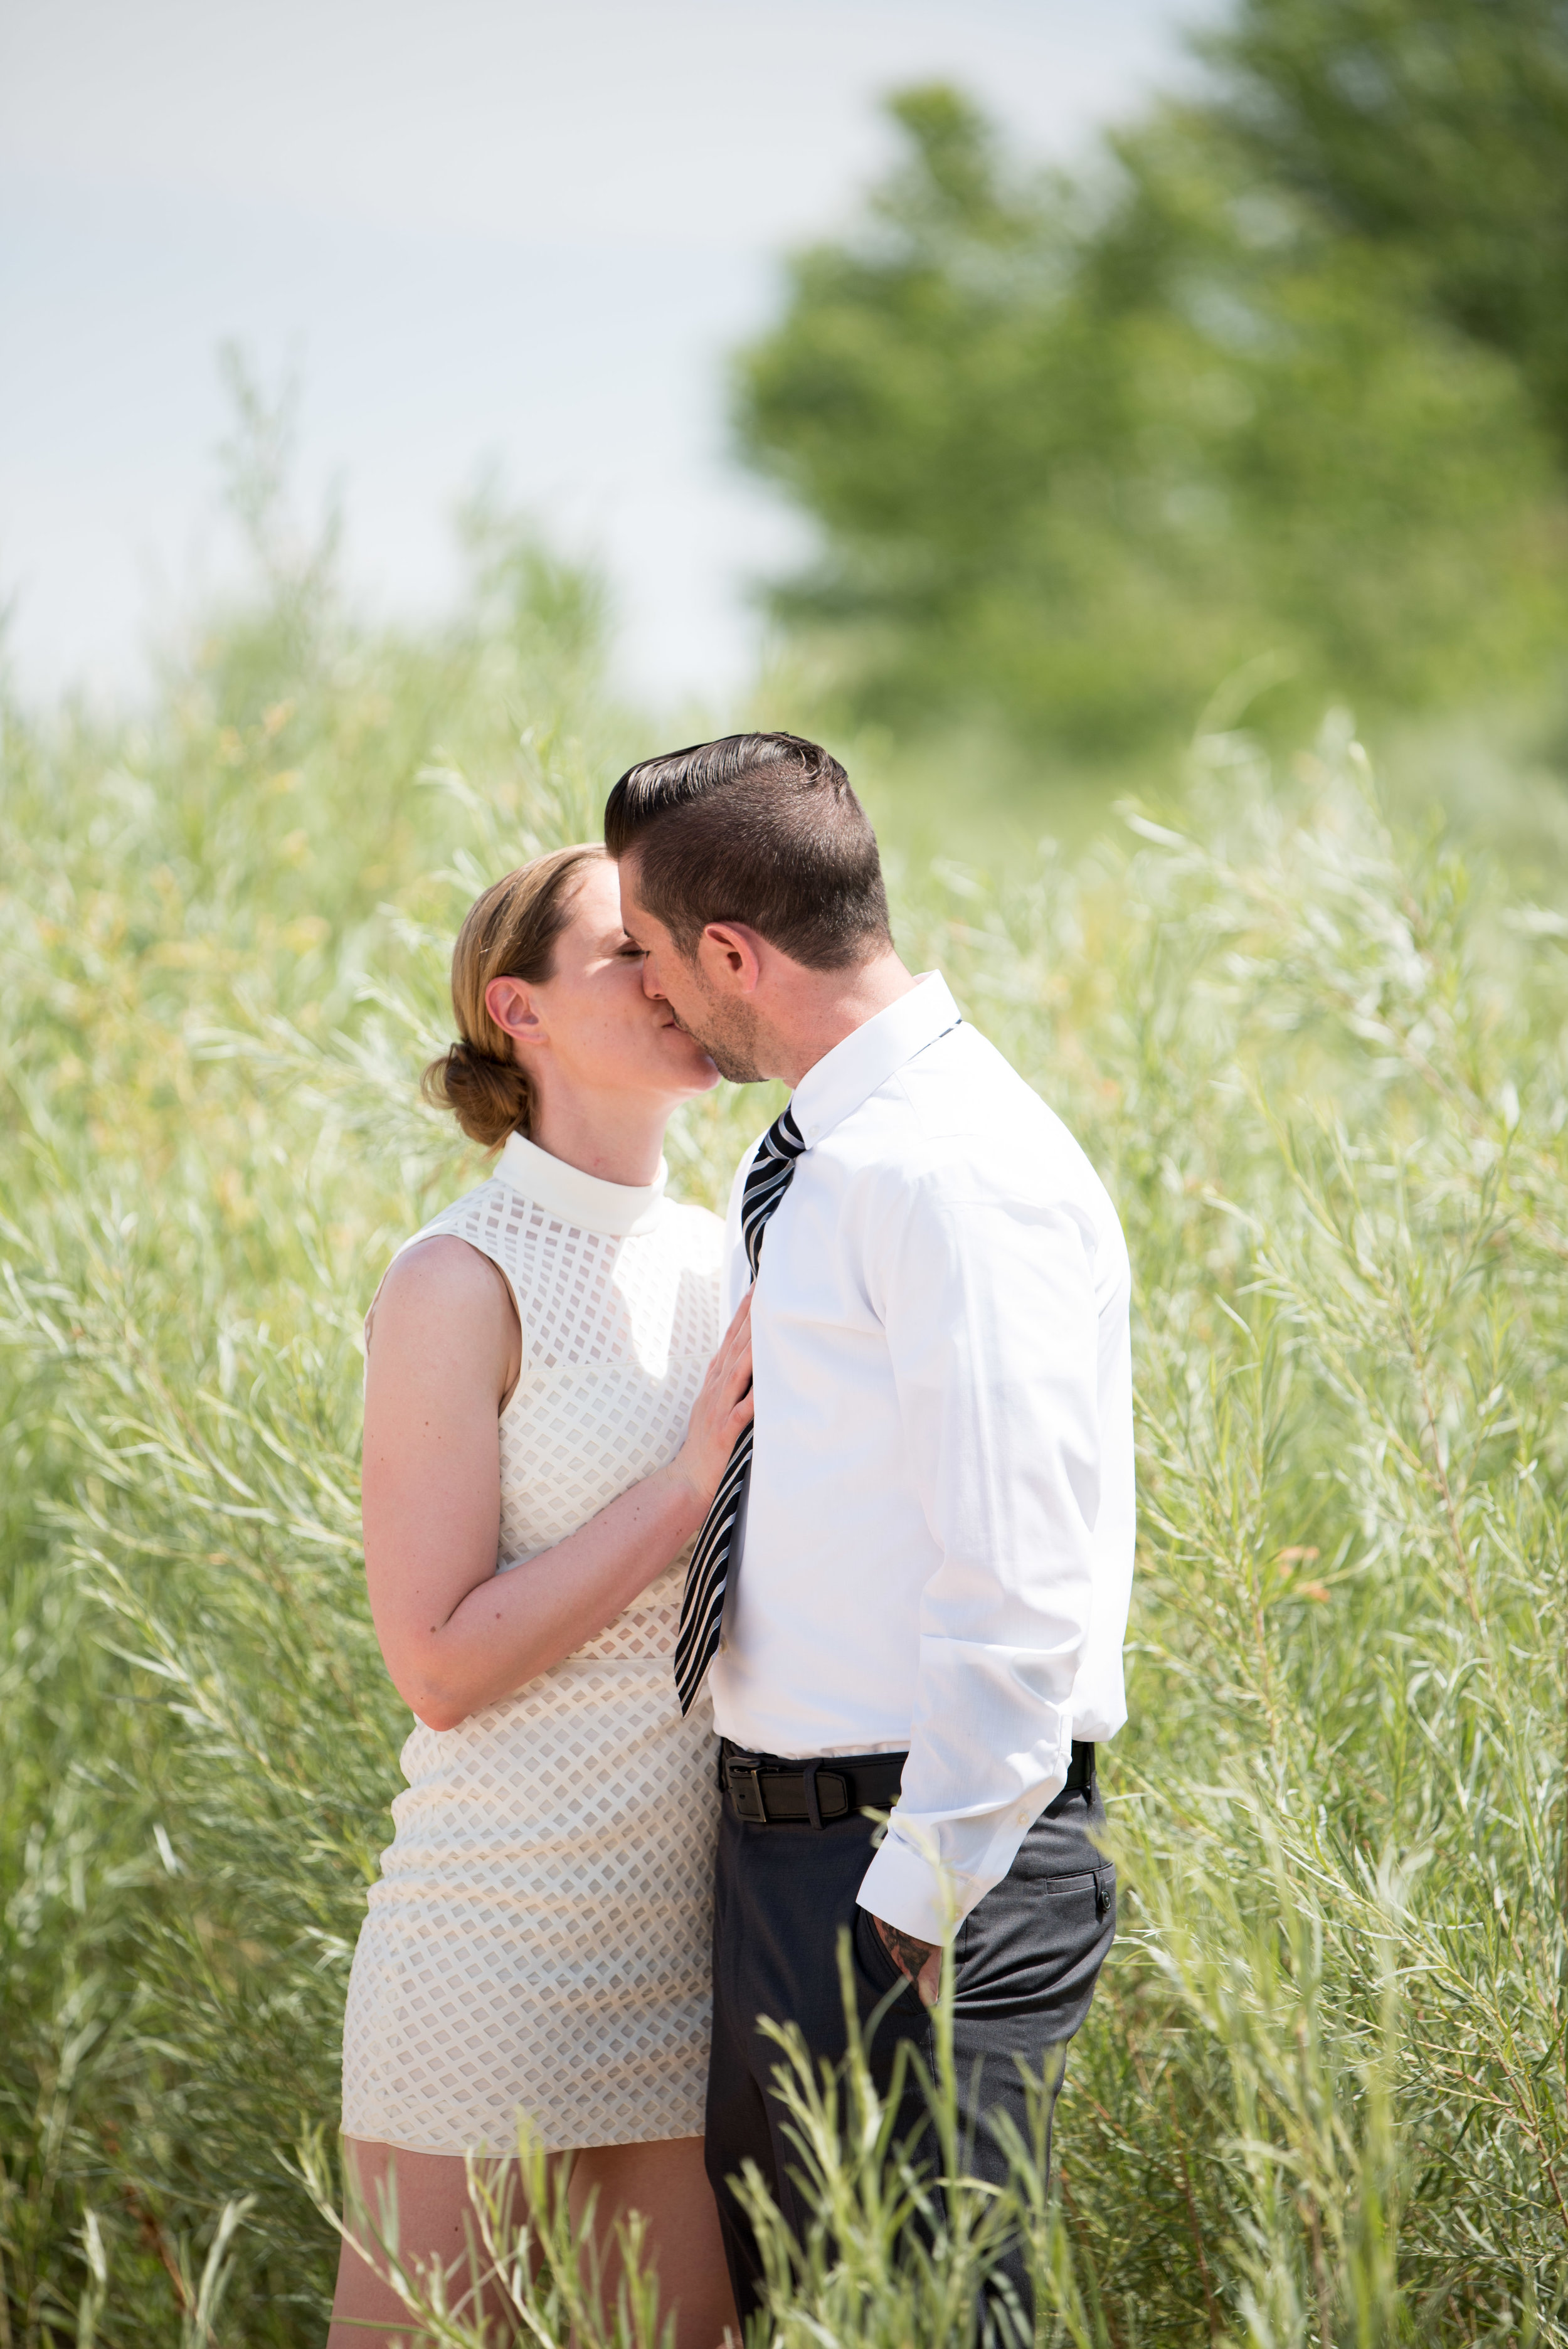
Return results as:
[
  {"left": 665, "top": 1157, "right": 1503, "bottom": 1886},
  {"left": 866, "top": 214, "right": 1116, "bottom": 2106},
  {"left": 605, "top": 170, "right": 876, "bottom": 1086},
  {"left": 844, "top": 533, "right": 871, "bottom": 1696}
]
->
[{"left": 710, "top": 972, "right": 1135, "bottom": 1945}]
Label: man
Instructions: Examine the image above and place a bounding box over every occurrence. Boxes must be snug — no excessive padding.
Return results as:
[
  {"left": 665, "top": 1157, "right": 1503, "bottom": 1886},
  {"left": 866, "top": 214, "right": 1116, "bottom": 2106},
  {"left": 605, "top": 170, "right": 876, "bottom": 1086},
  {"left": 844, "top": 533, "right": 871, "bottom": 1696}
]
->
[{"left": 605, "top": 732, "right": 1133, "bottom": 2322}]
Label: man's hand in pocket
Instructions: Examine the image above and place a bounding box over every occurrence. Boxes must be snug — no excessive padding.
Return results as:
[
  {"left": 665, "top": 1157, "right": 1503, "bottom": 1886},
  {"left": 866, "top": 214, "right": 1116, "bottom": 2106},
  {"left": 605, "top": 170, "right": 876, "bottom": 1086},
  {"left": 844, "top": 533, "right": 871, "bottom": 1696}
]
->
[{"left": 872, "top": 1915, "right": 942, "bottom": 2007}]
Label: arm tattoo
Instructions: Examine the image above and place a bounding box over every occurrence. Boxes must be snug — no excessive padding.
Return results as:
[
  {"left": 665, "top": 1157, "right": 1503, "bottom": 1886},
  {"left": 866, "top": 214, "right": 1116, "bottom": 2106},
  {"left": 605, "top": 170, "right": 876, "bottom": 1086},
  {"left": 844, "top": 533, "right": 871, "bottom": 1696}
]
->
[{"left": 878, "top": 1919, "right": 937, "bottom": 1981}]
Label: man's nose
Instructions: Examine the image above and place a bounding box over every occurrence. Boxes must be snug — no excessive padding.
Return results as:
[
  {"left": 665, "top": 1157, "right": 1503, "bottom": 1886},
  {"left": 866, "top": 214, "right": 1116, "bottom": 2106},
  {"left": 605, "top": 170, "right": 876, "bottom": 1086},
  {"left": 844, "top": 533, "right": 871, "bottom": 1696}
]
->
[{"left": 640, "top": 958, "right": 664, "bottom": 1000}]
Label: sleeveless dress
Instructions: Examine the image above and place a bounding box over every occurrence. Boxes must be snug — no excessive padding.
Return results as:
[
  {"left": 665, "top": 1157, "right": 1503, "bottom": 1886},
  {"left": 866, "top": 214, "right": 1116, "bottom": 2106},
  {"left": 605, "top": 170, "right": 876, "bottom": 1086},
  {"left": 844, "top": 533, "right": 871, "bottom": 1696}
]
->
[{"left": 341, "top": 1133, "right": 725, "bottom": 2153}]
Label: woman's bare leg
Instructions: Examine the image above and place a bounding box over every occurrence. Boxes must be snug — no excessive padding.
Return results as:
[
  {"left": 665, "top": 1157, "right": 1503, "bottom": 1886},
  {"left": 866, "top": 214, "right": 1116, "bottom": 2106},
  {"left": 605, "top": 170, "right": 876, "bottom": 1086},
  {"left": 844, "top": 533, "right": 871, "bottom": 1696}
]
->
[
  {"left": 568, "top": 2138, "right": 737, "bottom": 2349},
  {"left": 327, "top": 2133, "right": 734, "bottom": 2349},
  {"left": 327, "top": 2139, "right": 525, "bottom": 2349}
]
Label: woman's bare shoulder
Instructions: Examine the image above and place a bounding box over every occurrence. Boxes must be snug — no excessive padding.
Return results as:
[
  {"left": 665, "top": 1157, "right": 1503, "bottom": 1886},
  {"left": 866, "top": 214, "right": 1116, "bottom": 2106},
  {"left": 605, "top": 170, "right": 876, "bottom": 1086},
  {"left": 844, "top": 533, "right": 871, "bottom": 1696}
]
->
[{"left": 366, "top": 1234, "right": 517, "bottom": 1352}]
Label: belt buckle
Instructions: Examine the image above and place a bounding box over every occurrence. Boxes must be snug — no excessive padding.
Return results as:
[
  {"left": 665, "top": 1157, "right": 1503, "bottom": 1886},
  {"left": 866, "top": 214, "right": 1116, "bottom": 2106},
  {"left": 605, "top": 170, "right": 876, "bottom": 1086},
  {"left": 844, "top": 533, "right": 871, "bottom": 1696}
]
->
[{"left": 727, "top": 1761, "right": 768, "bottom": 1825}]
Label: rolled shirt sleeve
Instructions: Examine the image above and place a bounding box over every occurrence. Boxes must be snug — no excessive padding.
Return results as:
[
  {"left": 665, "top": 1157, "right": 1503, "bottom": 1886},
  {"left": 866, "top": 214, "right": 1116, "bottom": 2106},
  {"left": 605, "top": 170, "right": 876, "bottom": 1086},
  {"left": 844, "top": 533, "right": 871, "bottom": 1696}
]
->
[{"left": 855, "top": 1164, "right": 1104, "bottom": 1945}]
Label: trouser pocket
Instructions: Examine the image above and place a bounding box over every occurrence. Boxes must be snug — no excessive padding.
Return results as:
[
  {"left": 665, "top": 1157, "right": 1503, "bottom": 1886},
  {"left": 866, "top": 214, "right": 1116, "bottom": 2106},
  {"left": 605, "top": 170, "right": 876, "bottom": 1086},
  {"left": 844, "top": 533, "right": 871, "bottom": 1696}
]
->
[
  {"left": 1044, "top": 1866, "right": 1116, "bottom": 1918},
  {"left": 852, "top": 1901, "right": 927, "bottom": 2020},
  {"left": 953, "top": 1799, "right": 1116, "bottom": 2032}
]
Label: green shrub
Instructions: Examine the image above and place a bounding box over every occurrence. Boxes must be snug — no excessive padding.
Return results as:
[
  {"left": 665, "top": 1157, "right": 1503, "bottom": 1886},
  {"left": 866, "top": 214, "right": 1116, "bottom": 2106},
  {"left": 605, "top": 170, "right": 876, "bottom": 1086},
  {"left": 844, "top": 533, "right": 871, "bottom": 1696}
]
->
[{"left": 2, "top": 501, "right": 1564, "bottom": 2344}]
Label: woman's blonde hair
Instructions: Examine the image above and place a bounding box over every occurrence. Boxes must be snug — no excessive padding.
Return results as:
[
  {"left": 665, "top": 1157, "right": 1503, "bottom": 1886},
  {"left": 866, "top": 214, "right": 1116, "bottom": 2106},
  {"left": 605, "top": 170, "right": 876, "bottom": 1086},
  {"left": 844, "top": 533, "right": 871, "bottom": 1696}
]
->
[{"left": 421, "top": 844, "right": 605, "bottom": 1147}]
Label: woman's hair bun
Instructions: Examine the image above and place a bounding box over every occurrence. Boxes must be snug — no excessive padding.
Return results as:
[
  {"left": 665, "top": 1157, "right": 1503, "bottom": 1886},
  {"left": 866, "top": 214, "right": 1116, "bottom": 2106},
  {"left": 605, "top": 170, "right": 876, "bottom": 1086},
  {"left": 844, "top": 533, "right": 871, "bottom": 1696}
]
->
[
  {"left": 421, "top": 1039, "right": 531, "bottom": 1149},
  {"left": 424, "top": 842, "right": 604, "bottom": 1150}
]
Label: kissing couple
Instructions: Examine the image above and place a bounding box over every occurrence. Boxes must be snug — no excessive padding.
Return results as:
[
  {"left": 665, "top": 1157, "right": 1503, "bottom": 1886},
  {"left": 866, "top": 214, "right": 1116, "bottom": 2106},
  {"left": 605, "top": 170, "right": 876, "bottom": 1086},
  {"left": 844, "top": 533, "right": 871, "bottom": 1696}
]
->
[{"left": 327, "top": 733, "right": 1134, "bottom": 2348}]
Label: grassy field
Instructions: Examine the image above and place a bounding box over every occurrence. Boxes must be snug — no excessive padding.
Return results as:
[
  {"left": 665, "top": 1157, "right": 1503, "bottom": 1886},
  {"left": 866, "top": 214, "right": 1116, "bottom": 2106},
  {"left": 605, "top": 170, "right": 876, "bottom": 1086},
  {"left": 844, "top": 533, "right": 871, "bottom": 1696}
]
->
[{"left": 3, "top": 534, "right": 1565, "bottom": 2345}]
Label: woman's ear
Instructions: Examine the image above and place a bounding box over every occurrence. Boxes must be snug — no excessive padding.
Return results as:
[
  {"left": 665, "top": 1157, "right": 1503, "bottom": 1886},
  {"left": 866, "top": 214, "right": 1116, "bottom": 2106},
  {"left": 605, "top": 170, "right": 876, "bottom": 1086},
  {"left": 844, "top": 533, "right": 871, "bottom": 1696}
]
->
[{"left": 485, "top": 975, "right": 546, "bottom": 1049}]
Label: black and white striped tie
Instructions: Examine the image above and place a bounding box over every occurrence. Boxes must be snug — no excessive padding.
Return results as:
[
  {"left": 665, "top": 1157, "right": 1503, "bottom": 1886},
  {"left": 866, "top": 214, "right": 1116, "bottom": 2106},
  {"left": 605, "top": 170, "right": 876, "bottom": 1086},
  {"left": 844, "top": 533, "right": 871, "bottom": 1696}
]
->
[{"left": 674, "top": 1104, "right": 806, "bottom": 1715}]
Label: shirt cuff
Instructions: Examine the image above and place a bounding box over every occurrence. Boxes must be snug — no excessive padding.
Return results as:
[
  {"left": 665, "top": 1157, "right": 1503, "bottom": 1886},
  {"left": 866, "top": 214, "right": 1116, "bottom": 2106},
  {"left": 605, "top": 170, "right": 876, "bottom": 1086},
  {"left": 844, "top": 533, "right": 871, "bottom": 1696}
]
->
[{"left": 855, "top": 1823, "right": 982, "bottom": 1946}]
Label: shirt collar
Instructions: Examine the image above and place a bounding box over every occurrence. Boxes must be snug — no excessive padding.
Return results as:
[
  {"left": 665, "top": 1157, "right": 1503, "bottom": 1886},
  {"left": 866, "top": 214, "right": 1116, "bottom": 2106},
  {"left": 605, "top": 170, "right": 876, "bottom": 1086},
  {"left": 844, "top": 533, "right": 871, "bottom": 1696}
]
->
[
  {"left": 788, "top": 973, "right": 961, "bottom": 1149},
  {"left": 496, "top": 1132, "right": 669, "bottom": 1236}
]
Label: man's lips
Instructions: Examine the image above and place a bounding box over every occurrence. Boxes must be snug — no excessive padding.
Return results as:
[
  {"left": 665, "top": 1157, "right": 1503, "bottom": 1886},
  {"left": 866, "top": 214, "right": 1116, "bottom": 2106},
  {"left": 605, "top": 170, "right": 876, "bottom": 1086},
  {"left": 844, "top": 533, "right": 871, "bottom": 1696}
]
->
[{"left": 660, "top": 1010, "right": 716, "bottom": 1066}]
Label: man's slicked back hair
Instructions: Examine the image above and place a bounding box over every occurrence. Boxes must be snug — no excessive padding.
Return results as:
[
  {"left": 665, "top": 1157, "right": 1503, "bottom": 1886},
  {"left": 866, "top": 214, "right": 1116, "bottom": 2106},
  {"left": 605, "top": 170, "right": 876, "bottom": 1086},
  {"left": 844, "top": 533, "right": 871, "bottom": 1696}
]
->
[{"left": 604, "top": 732, "right": 891, "bottom": 970}]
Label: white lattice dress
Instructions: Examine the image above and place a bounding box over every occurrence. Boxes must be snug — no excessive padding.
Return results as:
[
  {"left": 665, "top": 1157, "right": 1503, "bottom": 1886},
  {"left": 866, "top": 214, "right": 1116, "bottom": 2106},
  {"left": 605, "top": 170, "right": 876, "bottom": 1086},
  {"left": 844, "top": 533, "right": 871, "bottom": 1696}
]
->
[{"left": 341, "top": 1133, "right": 725, "bottom": 2153}]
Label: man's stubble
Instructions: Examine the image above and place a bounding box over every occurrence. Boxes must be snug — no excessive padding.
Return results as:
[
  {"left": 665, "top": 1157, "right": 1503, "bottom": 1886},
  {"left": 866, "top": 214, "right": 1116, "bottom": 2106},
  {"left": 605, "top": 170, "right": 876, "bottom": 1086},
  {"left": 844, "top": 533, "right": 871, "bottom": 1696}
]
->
[{"left": 667, "top": 979, "right": 768, "bottom": 1087}]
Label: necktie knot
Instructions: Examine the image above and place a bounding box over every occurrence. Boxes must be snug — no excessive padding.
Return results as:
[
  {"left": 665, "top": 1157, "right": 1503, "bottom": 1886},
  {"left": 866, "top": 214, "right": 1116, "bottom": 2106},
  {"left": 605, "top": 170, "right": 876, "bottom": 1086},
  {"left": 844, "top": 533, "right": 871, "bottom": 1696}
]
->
[{"left": 741, "top": 1105, "right": 806, "bottom": 1280}]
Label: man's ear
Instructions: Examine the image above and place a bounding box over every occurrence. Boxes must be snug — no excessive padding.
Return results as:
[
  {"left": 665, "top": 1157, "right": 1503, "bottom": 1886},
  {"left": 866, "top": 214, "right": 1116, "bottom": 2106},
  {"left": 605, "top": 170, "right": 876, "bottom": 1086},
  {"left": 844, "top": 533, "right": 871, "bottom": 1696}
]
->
[
  {"left": 696, "top": 920, "right": 765, "bottom": 996},
  {"left": 484, "top": 975, "right": 545, "bottom": 1048}
]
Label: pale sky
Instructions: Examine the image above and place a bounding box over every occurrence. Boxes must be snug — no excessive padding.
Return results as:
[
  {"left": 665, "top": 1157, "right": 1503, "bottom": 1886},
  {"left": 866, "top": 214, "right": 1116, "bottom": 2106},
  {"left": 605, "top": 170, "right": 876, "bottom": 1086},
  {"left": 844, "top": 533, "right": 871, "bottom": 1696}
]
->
[{"left": 1, "top": 0, "right": 1220, "bottom": 711}]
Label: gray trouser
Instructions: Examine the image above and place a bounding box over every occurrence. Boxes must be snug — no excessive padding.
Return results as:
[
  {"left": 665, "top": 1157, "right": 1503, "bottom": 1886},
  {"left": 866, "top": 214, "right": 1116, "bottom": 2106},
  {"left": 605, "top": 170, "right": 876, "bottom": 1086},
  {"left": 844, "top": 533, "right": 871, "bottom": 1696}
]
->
[{"left": 704, "top": 1771, "right": 1116, "bottom": 2326}]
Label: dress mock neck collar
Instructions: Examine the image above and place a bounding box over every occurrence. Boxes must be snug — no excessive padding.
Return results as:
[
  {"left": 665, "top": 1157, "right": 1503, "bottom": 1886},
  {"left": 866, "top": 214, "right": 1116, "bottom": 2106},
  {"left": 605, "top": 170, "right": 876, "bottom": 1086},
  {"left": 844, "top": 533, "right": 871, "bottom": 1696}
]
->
[{"left": 495, "top": 1132, "right": 669, "bottom": 1237}]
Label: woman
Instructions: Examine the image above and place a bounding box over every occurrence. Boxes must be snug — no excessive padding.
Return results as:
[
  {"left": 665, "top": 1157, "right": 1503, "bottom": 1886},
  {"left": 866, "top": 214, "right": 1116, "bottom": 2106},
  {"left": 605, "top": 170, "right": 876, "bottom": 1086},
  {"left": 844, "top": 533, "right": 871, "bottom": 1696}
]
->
[{"left": 330, "top": 844, "right": 750, "bottom": 2349}]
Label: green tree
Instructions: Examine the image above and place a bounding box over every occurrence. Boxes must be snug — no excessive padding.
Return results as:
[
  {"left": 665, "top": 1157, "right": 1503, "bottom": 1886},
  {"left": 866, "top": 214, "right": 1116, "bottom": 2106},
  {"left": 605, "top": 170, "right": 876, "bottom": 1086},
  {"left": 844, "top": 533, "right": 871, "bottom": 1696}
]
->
[
  {"left": 734, "top": 51, "right": 1567, "bottom": 765},
  {"left": 1205, "top": 0, "right": 1568, "bottom": 457}
]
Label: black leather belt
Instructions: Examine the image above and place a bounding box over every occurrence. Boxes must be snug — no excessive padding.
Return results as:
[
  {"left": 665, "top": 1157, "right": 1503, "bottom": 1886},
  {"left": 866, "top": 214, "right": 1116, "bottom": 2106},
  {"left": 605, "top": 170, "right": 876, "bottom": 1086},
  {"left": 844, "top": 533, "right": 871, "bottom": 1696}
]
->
[
  {"left": 718, "top": 1737, "right": 1095, "bottom": 1828},
  {"left": 718, "top": 1741, "right": 907, "bottom": 1827}
]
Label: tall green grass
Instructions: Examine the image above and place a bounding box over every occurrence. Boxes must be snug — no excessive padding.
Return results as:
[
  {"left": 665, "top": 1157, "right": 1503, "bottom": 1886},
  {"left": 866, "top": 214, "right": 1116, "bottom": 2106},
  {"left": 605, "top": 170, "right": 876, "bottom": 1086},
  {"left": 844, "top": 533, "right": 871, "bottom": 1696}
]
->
[{"left": 2, "top": 505, "right": 1565, "bottom": 2344}]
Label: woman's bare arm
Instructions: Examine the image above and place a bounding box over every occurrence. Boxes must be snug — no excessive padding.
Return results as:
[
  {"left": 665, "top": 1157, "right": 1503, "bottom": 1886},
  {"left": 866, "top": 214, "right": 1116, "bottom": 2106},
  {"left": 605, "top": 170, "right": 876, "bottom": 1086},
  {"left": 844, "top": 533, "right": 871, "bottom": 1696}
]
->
[{"left": 361, "top": 1236, "right": 752, "bottom": 1731}]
